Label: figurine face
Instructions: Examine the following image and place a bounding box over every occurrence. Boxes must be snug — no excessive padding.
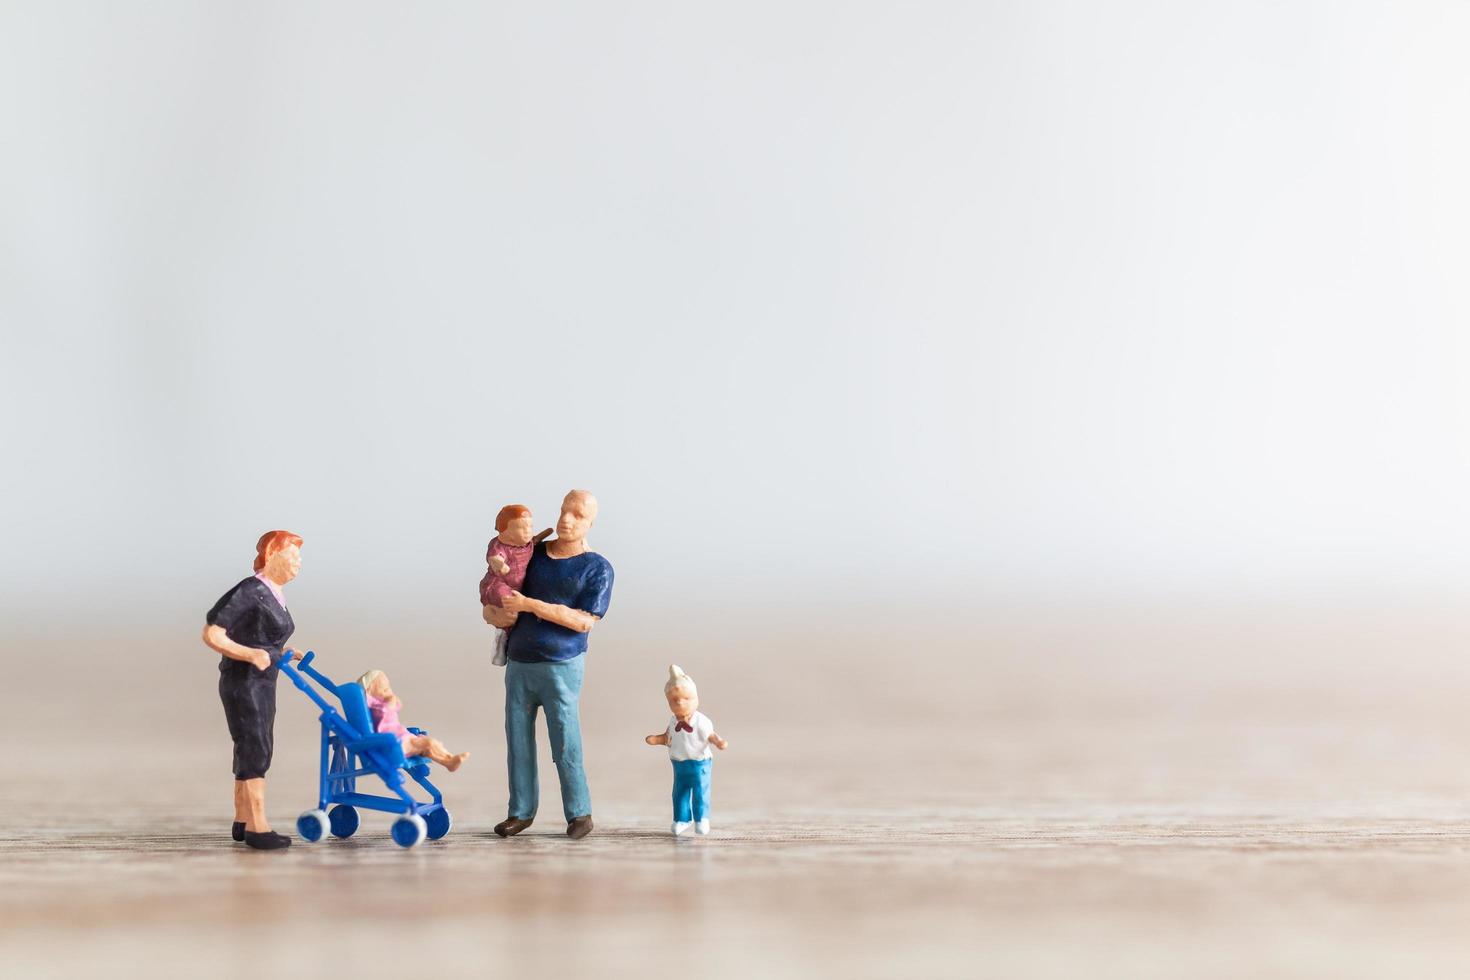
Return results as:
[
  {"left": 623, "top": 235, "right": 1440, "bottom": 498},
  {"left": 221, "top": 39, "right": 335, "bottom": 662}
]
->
[
  {"left": 666, "top": 683, "right": 698, "bottom": 719},
  {"left": 556, "top": 492, "right": 597, "bottom": 544},
  {"left": 501, "top": 514, "right": 536, "bottom": 547},
  {"left": 368, "top": 673, "right": 392, "bottom": 699},
  {"left": 262, "top": 542, "right": 301, "bottom": 585}
]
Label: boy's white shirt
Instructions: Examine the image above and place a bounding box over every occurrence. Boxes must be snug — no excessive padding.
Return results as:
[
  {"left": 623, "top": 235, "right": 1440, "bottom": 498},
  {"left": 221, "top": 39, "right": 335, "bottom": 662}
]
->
[{"left": 666, "top": 711, "right": 715, "bottom": 761}]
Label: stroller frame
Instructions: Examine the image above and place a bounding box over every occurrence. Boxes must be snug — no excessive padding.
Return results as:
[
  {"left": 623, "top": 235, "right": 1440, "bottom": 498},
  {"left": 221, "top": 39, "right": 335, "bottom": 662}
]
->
[{"left": 279, "top": 650, "right": 451, "bottom": 848}]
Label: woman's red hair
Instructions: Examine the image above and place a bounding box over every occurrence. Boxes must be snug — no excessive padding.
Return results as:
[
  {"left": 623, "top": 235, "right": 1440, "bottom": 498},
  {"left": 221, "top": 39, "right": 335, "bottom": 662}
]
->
[
  {"left": 495, "top": 505, "right": 531, "bottom": 533},
  {"left": 254, "top": 530, "right": 303, "bottom": 571}
]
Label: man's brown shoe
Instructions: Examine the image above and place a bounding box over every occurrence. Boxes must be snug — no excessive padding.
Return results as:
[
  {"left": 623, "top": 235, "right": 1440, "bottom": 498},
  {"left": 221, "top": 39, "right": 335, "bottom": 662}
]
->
[
  {"left": 567, "top": 815, "right": 593, "bottom": 840},
  {"left": 494, "top": 817, "right": 533, "bottom": 837}
]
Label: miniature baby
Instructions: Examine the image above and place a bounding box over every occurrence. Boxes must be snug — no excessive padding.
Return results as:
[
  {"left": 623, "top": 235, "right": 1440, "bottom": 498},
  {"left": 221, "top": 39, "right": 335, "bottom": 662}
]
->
[
  {"left": 358, "top": 670, "right": 469, "bottom": 772},
  {"left": 644, "top": 664, "right": 727, "bottom": 836},
  {"left": 479, "top": 503, "right": 553, "bottom": 666}
]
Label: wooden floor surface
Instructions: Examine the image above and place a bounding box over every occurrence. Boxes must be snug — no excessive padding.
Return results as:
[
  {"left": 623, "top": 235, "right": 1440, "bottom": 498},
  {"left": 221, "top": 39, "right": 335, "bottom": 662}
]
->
[{"left": 7, "top": 608, "right": 1470, "bottom": 977}]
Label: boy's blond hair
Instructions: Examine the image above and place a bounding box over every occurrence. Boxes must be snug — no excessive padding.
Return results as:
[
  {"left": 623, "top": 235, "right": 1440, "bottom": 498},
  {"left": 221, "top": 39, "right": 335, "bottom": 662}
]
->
[{"left": 664, "top": 664, "right": 696, "bottom": 696}]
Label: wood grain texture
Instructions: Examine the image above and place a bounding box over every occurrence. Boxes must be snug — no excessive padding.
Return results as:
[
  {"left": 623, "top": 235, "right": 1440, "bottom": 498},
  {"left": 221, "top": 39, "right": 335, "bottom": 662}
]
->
[{"left": 6, "top": 607, "right": 1470, "bottom": 977}]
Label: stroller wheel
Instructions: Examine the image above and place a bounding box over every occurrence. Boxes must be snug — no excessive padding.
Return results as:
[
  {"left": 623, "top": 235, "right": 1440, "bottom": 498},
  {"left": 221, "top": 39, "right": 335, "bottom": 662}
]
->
[
  {"left": 391, "top": 814, "right": 427, "bottom": 848},
  {"left": 425, "top": 808, "right": 452, "bottom": 841},
  {"left": 296, "top": 809, "right": 329, "bottom": 843},
  {"left": 328, "top": 804, "right": 360, "bottom": 838}
]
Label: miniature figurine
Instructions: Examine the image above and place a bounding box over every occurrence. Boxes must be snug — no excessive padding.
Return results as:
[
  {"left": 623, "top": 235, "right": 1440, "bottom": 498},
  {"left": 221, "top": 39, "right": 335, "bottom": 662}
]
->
[
  {"left": 357, "top": 670, "right": 470, "bottom": 771},
  {"left": 479, "top": 504, "right": 553, "bottom": 666},
  {"left": 201, "top": 530, "right": 304, "bottom": 850},
  {"left": 488, "top": 489, "right": 614, "bottom": 840},
  {"left": 283, "top": 651, "right": 456, "bottom": 847},
  {"left": 645, "top": 664, "right": 728, "bottom": 836}
]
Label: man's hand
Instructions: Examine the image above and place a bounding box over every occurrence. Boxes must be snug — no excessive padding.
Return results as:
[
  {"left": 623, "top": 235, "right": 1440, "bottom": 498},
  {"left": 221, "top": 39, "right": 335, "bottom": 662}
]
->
[
  {"left": 284, "top": 647, "right": 303, "bottom": 662},
  {"left": 484, "top": 604, "right": 517, "bottom": 629},
  {"left": 489, "top": 555, "right": 510, "bottom": 575},
  {"left": 251, "top": 650, "right": 272, "bottom": 671},
  {"left": 504, "top": 593, "right": 599, "bottom": 633}
]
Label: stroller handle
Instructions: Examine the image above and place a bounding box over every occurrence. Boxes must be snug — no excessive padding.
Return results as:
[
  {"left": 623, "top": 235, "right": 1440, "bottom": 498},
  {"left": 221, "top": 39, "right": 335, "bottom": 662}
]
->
[{"left": 276, "top": 649, "right": 314, "bottom": 682}]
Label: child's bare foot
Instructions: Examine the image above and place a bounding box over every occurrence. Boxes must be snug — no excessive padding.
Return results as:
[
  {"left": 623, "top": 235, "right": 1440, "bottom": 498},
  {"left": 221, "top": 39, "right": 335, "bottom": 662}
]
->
[{"left": 446, "top": 752, "right": 469, "bottom": 772}]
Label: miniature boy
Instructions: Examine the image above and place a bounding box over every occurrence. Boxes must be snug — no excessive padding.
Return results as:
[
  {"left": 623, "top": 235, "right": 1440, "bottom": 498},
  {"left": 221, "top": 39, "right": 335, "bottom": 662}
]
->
[
  {"left": 645, "top": 664, "right": 728, "bottom": 836},
  {"left": 479, "top": 504, "right": 552, "bottom": 666},
  {"left": 357, "top": 669, "right": 470, "bottom": 771}
]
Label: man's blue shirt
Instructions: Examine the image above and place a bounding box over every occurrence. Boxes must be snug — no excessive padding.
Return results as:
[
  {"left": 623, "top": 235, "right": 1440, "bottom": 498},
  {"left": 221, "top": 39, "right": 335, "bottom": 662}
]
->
[{"left": 505, "top": 543, "right": 614, "bottom": 663}]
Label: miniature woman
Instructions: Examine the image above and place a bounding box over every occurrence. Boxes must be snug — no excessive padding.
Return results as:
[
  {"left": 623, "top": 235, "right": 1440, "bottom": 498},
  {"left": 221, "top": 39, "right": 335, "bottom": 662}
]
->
[
  {"left": 357, "top": 670, "right": 470, "bottom": 771},
  {"left": 201, "top": 530, "right": 304, "bottom": 850},
  {"left": 479, "top": 504, "right": 552, "bottom": 666},
  {"left": 645, "top": 664, "right": 728, "bottom": 836}
]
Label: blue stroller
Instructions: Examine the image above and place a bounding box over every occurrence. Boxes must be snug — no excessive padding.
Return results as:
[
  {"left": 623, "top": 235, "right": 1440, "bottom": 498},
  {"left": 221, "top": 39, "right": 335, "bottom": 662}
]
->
[{"left": 279, "top": 651, "right": 452, "bottom": 848}]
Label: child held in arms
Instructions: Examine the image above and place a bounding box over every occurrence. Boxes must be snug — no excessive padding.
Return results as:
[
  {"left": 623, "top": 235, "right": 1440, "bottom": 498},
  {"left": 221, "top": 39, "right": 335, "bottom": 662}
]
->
[
  {"left": 479, "top": 504, "right": 552, "bottom": 665},
  {"left": 645, "top": 665, "right": 728, "bottom": 836}
]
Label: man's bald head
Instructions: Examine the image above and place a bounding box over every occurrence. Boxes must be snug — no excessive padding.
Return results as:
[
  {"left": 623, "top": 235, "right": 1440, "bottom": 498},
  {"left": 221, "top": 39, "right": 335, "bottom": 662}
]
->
[
  {"left": 554, "top": 489, "right": 599, "bottom": 549},
  {"left": 563, "top": 489, "right": 598, "bottom": 516}
]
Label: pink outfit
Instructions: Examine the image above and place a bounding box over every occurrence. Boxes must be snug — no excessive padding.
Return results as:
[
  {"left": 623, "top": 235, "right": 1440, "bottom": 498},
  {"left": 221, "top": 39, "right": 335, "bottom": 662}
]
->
[
  {"left": 366, "top": 693, "right": 414, "bottom": 753},
  {"left": 254, "top": 572, "right": 287, "bottom": 609},
  {"left": 479, "top": 536, "right": 535, "bottom": 607}
]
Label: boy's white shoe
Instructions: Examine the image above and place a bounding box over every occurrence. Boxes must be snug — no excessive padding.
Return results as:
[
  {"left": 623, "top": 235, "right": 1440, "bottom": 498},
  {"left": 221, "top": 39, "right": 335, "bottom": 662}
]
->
[
  {"left": 695, "top": 819, "right": 710, "bottom": 835},
  {"left": 672, "top": 821, "right": 693, "bottom": 836}
]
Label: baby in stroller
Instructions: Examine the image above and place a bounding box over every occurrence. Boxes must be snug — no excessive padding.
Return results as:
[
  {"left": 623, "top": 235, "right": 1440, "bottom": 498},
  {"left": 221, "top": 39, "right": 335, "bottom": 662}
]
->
[{"left": 357, "top": 670, "right": 470, "bottom": 772}]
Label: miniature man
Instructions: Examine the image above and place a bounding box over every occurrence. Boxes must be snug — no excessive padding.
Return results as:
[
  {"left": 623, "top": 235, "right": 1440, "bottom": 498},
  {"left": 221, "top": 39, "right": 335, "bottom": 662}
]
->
[
  {"left": 488, "top": 489, "right": 614, "bottom": 840},
  {"left": 645, "top": 664, "right": 728, "bottom": 835}
]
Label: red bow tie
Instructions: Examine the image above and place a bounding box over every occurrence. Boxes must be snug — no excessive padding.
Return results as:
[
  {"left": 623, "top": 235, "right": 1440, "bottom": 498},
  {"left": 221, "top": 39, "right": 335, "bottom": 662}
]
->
[{"left": 675, "top": 720, "right": 694, "bottom": 733}]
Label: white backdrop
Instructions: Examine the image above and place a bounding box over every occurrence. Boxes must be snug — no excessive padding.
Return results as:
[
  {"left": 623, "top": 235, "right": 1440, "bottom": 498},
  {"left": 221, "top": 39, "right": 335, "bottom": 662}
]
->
[{"left": 4, "top": 2, "right": 1469, "bottom": 625}]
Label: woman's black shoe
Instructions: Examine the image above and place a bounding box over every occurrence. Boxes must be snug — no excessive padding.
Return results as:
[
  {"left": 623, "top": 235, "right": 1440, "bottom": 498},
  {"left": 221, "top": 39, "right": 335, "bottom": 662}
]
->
[
  {"left": 244, "top": 830, "right": 292, "bottom": 850},
  {"left": 232, "top": 821, "right": 246, "bottom": 842}
]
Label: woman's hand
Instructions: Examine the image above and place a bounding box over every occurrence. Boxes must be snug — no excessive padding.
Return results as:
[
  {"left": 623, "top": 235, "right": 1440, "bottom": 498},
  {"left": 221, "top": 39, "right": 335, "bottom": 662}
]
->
[{"left": 202, "top": 625, "right": 278, "bottom": 672}]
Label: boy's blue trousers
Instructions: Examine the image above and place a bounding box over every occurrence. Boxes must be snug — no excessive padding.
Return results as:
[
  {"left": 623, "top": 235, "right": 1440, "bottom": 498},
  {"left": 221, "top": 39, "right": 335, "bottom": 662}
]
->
[{"left": 671, "top": 758, "right": 712, "bottom": 823}]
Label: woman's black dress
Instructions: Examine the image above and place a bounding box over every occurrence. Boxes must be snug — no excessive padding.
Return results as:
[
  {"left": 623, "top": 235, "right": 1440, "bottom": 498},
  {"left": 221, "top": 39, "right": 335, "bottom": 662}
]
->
[{"left": 207, "top": 577, "right": 294, "bottom": 780}]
